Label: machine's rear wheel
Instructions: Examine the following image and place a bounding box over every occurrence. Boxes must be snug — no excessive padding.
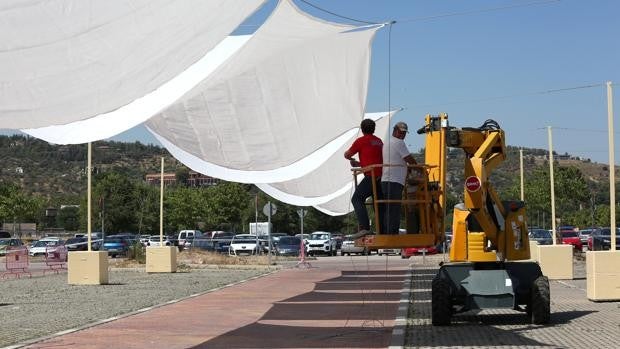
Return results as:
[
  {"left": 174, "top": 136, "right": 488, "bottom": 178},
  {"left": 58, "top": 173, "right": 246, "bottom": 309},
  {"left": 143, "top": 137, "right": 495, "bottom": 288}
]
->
[
  {"left": 530, "top": 276, "right": 550, "bottom": 324},
  {"left": 432, "top": 277, "right": 452, "bottom": 326}
]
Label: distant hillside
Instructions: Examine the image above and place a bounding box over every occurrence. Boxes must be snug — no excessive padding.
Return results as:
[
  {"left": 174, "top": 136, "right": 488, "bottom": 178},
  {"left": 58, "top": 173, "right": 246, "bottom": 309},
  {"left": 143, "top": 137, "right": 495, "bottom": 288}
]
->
[
  {"left": 418, "top": 145, "right": 612, "bottom": 201},
  {"left": 0, "top": 135, "right": 182, "bottom": 200},
  {"left": 0, "top": 134, "right": 612, "bottom": 204}
]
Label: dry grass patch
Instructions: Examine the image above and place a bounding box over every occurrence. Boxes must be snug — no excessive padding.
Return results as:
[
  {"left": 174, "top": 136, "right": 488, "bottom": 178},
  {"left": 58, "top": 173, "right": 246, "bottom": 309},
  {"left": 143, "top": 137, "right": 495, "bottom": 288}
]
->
[{"left": 179, "top": 250, "right": 272, "bottom": 266}]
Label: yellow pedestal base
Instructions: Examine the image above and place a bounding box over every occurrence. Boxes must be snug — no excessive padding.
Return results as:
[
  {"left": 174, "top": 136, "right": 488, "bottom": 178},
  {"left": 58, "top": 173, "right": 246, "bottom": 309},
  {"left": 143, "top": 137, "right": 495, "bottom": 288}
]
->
[
  {"left": 529, "top": 241, "right": 539, "bottom": 262},
  {"left": 67, "top": 251, "right": 109, "bottom": 285},
  {"left": 146, "top": 246, "right": 177, "bottom": 273},
  {"left": 587, "top": 250, "right": 620, "bottom": 301},
  {"left": 538, "top": 245, "right": 573, "bottom": 280}
]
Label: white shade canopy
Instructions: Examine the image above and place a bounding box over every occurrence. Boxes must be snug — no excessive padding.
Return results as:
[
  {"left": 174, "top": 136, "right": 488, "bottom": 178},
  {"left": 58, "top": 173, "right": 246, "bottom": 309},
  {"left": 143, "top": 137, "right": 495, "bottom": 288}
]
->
[
  {"left": 0, "top": 0, "right": 265, "bottom": 129},
  {"left": 22, "top": 35, "right": 252, "bottom": 144},
  {"left": 256, "top": 111, "right": 393, "bottom": 208},
  {"left": 145, "top": 0, "right": 382, "bottom": 178}
]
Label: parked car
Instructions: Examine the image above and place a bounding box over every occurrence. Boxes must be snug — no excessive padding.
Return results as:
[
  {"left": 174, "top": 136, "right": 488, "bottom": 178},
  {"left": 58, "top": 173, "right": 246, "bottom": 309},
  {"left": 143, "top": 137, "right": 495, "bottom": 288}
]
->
[
  {"left": 139, "top": 235, "right": 151, "bottom": 246},
  {"left": 560, "top": 230, "right": 582, "bottom": 251},
  {"left": 229, "top": 234, "right": 262, "bottom": 256},
  {"left": 0, "top": 238, "right": 24, "bottom": 256},
  {"left": 378, "top": 248, "right": 400, "bottom": 256},
  {"left": 190, "top": 238, "right": 218, "bottom": 252},
  {"left": 28, "top": 237, "right": 63, "bottom": 257},
  {"left": 589, "top": 228, "right": 620, "bottom": 251},
  {"left": 146, "top": 235, "right": 172, "bottom": 247},
  {"left": 274, "top": 236, "right": 302, "bottom": 256},
  {"left": 65, "top": 237, "right": 100, "bottom": 251},
  {"left": 270, "top": 233, "right": 288, "bottom": 244},
  {"left": 578, "top": 228, "right": 596, "bottom": 250},
  {"left": 340, "top": 235, "right": 370, "bottom": 256},
  {"left": 178, "top": 230, "right": 203, "bottom": 247},
  {"left": 331, "top": 233, "right": 345, "bottom": 250},
  {"left": 102, "top": 237, "right": 130, "bottom": 257},
  {"left": 401, "top": 245, "right": 438, "bottom": 259},
  {"left": 529, "top": 229, "right": 553, "bottom": 246},
  {"left": 306, "top": 232, "right": 337, "bottom": 256}
]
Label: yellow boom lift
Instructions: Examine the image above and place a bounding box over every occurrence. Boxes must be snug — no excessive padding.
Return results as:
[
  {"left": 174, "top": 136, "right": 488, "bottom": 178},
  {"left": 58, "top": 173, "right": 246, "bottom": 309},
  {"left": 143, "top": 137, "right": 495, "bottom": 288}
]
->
[{"left": 355, "top": 113, "right": 550, "bottom": 325}]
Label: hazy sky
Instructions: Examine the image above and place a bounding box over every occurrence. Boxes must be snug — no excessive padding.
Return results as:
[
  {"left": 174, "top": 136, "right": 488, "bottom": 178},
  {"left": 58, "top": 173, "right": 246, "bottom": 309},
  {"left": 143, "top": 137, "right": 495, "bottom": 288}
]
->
[{"left": 28, "top": 1, "right": 620, "bottom": 164}]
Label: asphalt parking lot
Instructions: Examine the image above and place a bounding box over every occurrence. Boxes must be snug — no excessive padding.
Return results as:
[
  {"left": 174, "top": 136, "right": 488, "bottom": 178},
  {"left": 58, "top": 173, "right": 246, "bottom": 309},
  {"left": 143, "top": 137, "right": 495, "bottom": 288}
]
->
[{"left": 0, "top": 253, "right": 618, "bottom": 349}]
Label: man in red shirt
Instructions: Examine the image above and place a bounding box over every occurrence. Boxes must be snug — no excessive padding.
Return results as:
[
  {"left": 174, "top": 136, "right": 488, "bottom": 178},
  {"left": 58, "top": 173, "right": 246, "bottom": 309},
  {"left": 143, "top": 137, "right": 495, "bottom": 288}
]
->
[{"left": 344, "top": 118, "right": 383, "bottom": 238}]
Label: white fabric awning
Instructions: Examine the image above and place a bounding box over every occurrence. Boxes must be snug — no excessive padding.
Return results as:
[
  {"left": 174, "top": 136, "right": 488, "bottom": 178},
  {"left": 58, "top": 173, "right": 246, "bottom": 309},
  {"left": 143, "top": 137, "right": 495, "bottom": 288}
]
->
[
  {"left": 145, "top": 0, "right": 382, "bottom": 179},
  {"left": 256, "top": 111, "right": 393, "bottom": 207},
  {"left": 22, "top": 35, "right": 252, "bottom": 144},
  {"left": 0, "top": 0, "right": 265, "bottom": 129},
  {"left": 314, "top": 190, "right": 357, "bottom": 216}
]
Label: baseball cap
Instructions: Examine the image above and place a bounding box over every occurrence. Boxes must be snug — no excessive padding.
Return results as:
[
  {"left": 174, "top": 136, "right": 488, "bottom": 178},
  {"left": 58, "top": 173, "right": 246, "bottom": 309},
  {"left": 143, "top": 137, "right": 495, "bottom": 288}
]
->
[{"left": 394, "top": 121, "right": 408, "bottom": 132}]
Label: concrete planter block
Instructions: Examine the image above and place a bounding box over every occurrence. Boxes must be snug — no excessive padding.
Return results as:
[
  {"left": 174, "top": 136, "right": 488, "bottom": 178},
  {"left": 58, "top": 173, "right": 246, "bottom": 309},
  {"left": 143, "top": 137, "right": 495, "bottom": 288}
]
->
[
  {"left": 587, "top": 250, "right": 620, "bottom": 301},
  {"left": 538, "top": 245, "right": 573, "bottom": 280},
  {"left": 68, "top": 251, "right": 109, "bottom": 285},
  {"left": 529, "top": 241, "right": 539, "bottom": 262},
  {"left": 146, "top": 246, "right": 177, "bottom": 273}
]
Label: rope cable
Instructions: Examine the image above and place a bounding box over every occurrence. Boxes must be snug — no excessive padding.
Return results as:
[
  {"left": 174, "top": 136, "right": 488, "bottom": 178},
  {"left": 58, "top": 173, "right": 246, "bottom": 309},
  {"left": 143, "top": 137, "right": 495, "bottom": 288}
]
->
[
  {"left": 398, "top": 0, "right": 561, "bottom": 23},
  {"left": 297, "top": 0, "right": 380, "bottom": 25}
]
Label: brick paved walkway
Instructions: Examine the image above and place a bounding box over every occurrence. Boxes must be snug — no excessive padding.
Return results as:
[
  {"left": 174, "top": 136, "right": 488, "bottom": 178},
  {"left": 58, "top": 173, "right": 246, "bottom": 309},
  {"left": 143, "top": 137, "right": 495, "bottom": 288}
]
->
[{"left": 22, "top": 257, "right": 411, "bottom": 349}]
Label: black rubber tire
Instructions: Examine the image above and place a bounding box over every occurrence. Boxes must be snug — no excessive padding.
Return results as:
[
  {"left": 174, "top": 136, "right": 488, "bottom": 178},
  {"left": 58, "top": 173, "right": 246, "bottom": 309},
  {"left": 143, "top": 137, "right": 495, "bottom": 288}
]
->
[
  {"left": 431, "top": 277, "right": 452, "bottom": 326},
  {"left": 530, "top": 276, "right": 551, "bottom": 324}
]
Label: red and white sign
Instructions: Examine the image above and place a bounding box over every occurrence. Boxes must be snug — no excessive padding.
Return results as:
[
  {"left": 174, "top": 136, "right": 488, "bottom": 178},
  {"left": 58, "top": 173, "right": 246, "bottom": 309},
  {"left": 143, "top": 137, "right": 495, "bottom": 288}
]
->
[{"left": 465, "top": 176, "right": 481, "bottom": 192}]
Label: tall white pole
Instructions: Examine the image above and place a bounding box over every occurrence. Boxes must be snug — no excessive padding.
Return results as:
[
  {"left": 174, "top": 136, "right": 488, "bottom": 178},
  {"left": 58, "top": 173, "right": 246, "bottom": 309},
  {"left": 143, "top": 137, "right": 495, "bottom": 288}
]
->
[
  {"left": 267, "top": 202, "right": 272, "bottom": 265},
  {"left": 607, "top": 81, "right": 616, "bottom": 251},
  {"left": 160, "top": 157, "right": 164, "bottom": 243},
  {"left": 548, "top": 126, "right": 557, "bottom": 245},
  {"left": 520, "top": 149, "right": 524, "bottom": 201},
  {"left": 87, "top": 142, "right": 92, "bottom": 251}
]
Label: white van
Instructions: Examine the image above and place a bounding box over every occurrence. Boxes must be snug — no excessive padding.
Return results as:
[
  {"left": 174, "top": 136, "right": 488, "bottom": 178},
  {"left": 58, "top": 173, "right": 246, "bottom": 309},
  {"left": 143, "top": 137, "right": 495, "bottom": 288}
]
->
[{"left": 178, "top": 230, "right": 203, "bottom": 247}]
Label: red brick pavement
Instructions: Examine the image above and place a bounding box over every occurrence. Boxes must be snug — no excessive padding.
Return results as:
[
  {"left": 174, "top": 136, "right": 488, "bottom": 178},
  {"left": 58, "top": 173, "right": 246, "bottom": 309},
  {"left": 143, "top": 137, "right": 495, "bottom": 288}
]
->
[{"left": 24, "top": 257, "right": 411, "bottom": 349}]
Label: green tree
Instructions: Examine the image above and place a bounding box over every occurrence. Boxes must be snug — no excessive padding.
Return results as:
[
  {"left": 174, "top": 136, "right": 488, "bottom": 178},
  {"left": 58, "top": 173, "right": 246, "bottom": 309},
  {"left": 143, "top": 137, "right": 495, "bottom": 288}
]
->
[
  {"left": 134, "top": 182, "right": 160, "bottom": 234},
  {"left": 508, "top": 165, "right": 590, "bottom": 227},
  {"left": 0, "top": 181, "right": 44, "bottom": 234},
  {"left": 164, "top": 186, "right": 206, "bottom": 232},
  {"left": 204, "top": 182, "right": 250, "bottom": 232},
  {"left": 175, "top": 167, "right": 190, "bottom": 186},
  {"left": 56, "top": 206, "right": 80, "bottom": 231},
  {"left": 81, "top": 173, "right": 138, "bottom": 233}
]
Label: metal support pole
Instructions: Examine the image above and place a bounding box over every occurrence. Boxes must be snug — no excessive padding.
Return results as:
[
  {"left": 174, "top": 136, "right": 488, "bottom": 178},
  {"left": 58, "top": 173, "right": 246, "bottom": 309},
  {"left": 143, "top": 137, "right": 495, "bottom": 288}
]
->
[
  {"left": 548, "top": 126, "right": 557, "bottom": 245},
  {"left": 520, "top": 149, "right": 524, "bottom": 201},
  {"left": 267, "top": 202, "right": 272, "bottom": 265},
  {"left": 607, "top": 81, "right": 616, "bottom": 251},
  {"left": 160, "top": 157, "right": 164, "bottom": 243},
  {"left": 255, "top": 194, "right": 259, "bottom": 254},
  {"left": 87, "top": 142, "right": 92, "bottom": 252}
]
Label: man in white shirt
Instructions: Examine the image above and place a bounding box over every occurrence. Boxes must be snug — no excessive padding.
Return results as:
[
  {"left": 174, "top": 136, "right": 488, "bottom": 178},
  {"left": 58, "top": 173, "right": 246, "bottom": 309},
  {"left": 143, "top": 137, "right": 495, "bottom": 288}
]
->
[{"left": 381, "top": 122, "right": 417, "bottom": 234}]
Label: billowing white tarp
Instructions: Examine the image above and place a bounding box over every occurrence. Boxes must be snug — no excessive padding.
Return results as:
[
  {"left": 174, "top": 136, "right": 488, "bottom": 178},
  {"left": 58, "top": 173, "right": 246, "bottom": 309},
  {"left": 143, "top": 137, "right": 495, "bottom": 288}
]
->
[
  {"left": 22, "top": 35, "right": 252, "bottom": 144},
  {"left": 150, "top": 111, "right": 393, "bottom": 215},
  {"left": 145, "top": 0, "right": 382, "bottom": 181},
  {"left": 0, "top": 0, "right": 265, "bottom": 129},
  {"left": 314, "top": 189, "right": 357, "bottom": 216},
  {"left": 256, "top": 111, "right": 393, "bottom": 207}
]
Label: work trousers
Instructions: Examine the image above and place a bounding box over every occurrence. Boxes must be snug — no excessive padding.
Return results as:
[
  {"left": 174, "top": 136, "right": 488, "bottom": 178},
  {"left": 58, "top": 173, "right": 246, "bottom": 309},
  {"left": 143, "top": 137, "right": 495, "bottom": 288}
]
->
[
  {"left": 351, "top": 175, "right": 382, "bottom": 231},
  {"left": 381, "top": 181, "right": 404, "bottom": 234}
]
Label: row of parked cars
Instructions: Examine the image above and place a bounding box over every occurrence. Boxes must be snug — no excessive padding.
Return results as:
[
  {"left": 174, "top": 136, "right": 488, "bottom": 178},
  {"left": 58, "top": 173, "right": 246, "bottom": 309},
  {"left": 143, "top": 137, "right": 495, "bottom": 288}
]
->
[{"left": 528, "top": 226, "right": 620, "bottom": 251}]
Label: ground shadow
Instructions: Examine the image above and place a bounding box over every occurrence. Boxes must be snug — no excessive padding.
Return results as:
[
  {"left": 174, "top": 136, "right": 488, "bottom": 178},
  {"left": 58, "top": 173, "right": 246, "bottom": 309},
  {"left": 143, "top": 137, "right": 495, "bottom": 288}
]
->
[
  {"left": 191, "top": 323, "right": 392, "bottom": 348},
  {"left": 194, "top": 268, "right": 405, "bottom": 348}
]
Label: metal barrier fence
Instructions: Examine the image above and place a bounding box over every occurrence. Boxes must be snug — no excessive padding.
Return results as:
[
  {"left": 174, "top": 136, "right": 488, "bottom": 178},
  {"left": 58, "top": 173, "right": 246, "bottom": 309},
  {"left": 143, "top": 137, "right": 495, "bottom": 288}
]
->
[
  {"left": 1, "top": 246, "right": 31, "bottom": 279},
  {"left": 44, "top": 245, "right": 68, "bottom": 274}
]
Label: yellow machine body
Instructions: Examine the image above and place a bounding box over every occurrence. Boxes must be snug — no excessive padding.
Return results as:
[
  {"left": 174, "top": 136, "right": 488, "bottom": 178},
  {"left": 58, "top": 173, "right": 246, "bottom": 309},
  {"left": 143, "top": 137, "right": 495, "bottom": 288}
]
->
[{"left": 357, "top": 114, "right": 531, "bottom": 263}]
